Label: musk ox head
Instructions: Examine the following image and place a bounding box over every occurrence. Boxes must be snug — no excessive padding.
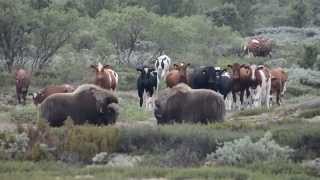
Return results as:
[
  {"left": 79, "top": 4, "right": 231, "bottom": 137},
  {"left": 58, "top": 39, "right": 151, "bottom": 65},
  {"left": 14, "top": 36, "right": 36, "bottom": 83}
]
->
[
  {"left": 154, "top": 83, "right": 191, "bottom": 124},
  {"left": 85, "top": 85, "right": 119, "bottom": 114}
]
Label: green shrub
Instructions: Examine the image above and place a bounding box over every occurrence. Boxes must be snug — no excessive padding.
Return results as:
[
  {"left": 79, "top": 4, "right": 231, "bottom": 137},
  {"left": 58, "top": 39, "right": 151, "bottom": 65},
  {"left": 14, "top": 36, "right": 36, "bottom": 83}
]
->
[
  {"left": 272, "top": 123, "right": 320, "bottom": 161},
  {"left": 10, "top": 105, "right": 38, "bottom": 123},
  {"left": 298, "top": 108, "right": 320, "bottom": 119},
  {"left": 206, "top": 132, "right": 293, "bottom": 166},
  {"left": 236, "top": 107, "right": 271, "bottom": 117},
  {"left": 118, "top": 124, "right": 265, "bottom": 159},
  {"left": 61, "top": 126, "right": 120, "bottom": 162}
]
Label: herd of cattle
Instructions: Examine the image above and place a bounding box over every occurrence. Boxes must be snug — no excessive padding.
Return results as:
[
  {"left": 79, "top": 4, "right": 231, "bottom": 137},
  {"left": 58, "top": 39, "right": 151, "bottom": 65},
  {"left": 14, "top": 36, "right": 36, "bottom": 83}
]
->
[{"left": 12, "top": 37, "right": 287, "bottom": 126}]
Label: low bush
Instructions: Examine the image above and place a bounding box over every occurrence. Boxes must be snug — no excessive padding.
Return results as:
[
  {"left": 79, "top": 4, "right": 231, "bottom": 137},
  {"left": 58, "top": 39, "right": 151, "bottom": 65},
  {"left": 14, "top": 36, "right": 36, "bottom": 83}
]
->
[
  {"left": 60, "top": 125, "right": 120, "bottom": 162},
  {"left": 117, "top": 124, "right": 265, "bottom": 158},
  {"left": 10, "top": 105, "right": 38, "bottom": 123},
  {"left": 236, "top": 107, "right": 271, "bottom": 117},
  {"left": 206, "top": 132, "right": 293, "bottom": 166},
  {"left": 272, "top": 123, "right": 320, "bottom": 161},
  {"left": 298, "top": 108, "right": 320, "bottom": 119}
]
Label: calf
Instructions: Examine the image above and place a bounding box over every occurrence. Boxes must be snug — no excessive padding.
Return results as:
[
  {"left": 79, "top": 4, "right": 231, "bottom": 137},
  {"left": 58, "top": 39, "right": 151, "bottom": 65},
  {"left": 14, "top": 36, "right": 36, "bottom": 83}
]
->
[
  {"left": 270, "top": 67, "right": 288, "bottom": 105},
  {"left": 166, "top": 62, "right": 190, "bottom": 88},
  {"left": 137, "top": 66, "right": 158, "bottom": 110},
  {"left": 15, "top": 68, "right": 31, "bottom": 105},
  {"left": 31, "top": 84, "right": 76, "bottom": 105},
  {"left": 155, "top": 55, "right": 171, "bottom": 92},
  {"left": 188, "top": 66, "right": 233, "bottom": 110},
  {"left": 91, "top": 63, "right": 118, "bottom": 90}
]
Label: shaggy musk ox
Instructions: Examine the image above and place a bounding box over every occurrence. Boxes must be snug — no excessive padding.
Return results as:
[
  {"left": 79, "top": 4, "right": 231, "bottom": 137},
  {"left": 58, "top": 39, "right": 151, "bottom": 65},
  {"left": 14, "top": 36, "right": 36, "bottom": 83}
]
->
[
  {"left": 154, "top": 83, "right": 225, "bottom": 124},
  {"left": 40, "top": 84, "right": 119, "bottom": 127}
]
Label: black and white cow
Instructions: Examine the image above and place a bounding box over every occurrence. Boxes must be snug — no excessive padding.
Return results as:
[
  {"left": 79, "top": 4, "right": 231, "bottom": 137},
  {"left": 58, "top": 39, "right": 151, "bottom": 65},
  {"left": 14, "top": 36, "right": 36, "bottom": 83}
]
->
[
  {"left": 188, "top": 66, "right": 233, "bottom": 110},
  {"left": 154, "top": 55, "right": 171, "bottom": 92},
  {"left": 137, "top": 66, "right": 158, "bottom": 110}
]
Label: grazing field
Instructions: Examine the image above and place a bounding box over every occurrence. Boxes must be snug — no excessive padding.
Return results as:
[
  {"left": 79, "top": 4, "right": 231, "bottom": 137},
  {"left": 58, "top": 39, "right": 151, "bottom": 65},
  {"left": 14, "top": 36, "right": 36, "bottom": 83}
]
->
[{"left": 1, "top": 0, "right": 320, "bottom": 179}]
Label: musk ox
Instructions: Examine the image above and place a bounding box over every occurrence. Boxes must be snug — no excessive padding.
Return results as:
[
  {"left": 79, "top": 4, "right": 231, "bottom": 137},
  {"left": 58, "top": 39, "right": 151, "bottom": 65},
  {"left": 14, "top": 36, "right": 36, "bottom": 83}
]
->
[
  {"left": 15, "top": 68, "right": 31, "bottom": 105},
  {"left": 154, "top": 83, "right": 225, "bottom": 124},
  {"left": 39, "top": 84, "right": 119, "bottom": 127}
]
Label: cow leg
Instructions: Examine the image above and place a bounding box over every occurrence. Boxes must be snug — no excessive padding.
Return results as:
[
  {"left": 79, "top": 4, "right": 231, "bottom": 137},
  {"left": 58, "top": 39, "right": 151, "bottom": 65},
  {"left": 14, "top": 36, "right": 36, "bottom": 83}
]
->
[
  {"left": 225, "top": 93, "right": 232, "bottom": 111},
  {"left": 16, "top": 88, "right": 21, "bottom": 104},
  {"left": 138, "top": 88, "right": 144, "bottom": 107},
  {"left": 253, "top": 86, "right": 262, "bottom": 108},
  {"left": 276, "top": 90, "right": 281, "bottom": 105}
]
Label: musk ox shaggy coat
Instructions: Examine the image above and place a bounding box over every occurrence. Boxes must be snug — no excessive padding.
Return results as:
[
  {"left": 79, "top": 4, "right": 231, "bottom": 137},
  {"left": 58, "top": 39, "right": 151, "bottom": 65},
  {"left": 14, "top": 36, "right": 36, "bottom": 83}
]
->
[
  {"left": 39, "top": 84, "right": 119, "bottom": 127},
  {"left": 154, "top": 83, "right": 225, "bottom": 124}
]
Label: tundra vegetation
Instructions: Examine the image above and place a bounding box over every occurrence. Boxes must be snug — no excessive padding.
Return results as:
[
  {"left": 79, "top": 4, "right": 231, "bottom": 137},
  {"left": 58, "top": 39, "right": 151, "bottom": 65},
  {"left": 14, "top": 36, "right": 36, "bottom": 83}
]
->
[{"left": 1, "top": 0, "right": 320, "bottom": 179}]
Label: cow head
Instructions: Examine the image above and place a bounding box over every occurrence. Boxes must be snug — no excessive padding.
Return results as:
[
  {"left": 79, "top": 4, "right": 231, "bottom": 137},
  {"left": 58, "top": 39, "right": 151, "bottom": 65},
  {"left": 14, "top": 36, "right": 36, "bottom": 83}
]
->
[
  {"left": 200, "top": 66, "right": 218, "bottom": 85},
  {"left": 137, "top": 67, "right": 157, "bottom": 78},
  {"left": 173, "top": 62, "right": 190, "bottom": 71},
  {"left": 91, "top": 63, "right": 113, "bottom": 87},
  {"left": 227, "top": 63, "right": 251, "bottom": 81},
  {"left": 30, "top": 91, "right": 45, "bottom": 105}
]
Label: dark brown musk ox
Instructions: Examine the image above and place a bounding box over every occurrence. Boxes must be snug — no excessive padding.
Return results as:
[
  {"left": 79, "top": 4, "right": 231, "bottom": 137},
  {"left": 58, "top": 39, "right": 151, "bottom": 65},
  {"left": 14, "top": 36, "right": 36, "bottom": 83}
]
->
[
  {"left": 39, "top": 84, "right": 119, "bottom": 127},
  {"left": 154, "top": 83, "right": 226, "bottom": 124}
]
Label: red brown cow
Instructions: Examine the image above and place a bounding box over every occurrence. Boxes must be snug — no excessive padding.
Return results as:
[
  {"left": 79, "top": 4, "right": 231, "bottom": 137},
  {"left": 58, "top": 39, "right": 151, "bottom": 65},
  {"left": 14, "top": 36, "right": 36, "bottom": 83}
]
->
[
  {"left": 91, "top": 63, "right": 118, "bottom": 90},
  {"left": 244, "top": 37, "right": 272, "bottom": 58},
  {"left": 227, "top": 63, "right": 252, "bottom": 109},
  {"left": 15, "top": 68, "right": 31, "bottom": 105},
  {"left": 270, "top": 67, "right": 288, "bottom": 105},
  {"left": 249, "top": 65, "right": 271, "bottom": 108},
  {"left": 165, "top": 62, "right": 190, "bottom": 88},
  {"left": 31, "top": 84, "right": 76, "bottom": 105},
  {"left": 227, "top": 63, "right": 271, "bottom": 109}
]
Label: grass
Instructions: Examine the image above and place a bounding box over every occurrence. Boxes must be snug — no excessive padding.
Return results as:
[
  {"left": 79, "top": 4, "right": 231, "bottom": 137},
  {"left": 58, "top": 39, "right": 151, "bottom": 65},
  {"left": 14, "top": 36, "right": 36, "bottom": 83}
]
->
[
  {"left": 0, "top": 160, "right": 318, "bottom": 180},
  {"left": 235, "top": 107, "right": 272, "bottom": 117}
]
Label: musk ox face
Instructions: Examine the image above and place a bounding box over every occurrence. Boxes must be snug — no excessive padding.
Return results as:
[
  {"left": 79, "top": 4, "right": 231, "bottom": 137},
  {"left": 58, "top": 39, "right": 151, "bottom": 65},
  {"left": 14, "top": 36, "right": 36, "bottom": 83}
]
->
[
  {"left": 154, "top": 83, "right": 190, "bottom": 124},
  {"left": 154, "top": 89, "right": 172, "bottom": 123},
  {"left": 89, "top": 87, "right": 119, "bottom": 114}
]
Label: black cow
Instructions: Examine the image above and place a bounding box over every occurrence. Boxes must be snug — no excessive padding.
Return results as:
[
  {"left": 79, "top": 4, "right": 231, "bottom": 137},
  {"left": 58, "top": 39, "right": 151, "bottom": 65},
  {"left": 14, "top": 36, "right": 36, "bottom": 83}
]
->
[
  {"left": 188, "top": 66, "right": 233, "bottom": 99},
  {"left": 137, "top": 66, "right": 158, "bottom": 109}
]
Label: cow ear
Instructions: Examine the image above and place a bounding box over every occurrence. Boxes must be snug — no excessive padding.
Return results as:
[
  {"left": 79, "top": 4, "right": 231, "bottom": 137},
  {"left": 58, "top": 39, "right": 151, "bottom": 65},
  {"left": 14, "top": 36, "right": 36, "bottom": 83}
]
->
[
  {"left": 136, "top": 68, "right": 142, "bottom": 72},
  {"left": 186, "top": 63, "right": 191, "bottom": 67},
  {"left": 103, "top": 65, "right": 112, "bottom": 69},
  {"left": 227, "top": 64, "right": 233, "bottom": 68},
  {"left": 90, "top": 65, "right": 97, "bottom": 71},
  {"left": 173, "top": 64, "right": 179, "bottom": 69}
]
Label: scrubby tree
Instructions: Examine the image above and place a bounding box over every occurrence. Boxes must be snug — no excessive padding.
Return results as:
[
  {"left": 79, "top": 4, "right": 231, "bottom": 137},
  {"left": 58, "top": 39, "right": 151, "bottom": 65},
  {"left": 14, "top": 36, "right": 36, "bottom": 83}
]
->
[
  {"left": 0, "top": 0, "right": 34, "bottom": 72},
  {"left": 206, "top": 3, "right": 242, "bottom": 32},
  {"left": 289, "top": 0, "right": 310, "bottom": 28},
  {"left": 97, "top": 7, "right": 153, "bottom": 64},
  {"left": 30, "top": 7, "right": 79, "bottom": 70}
]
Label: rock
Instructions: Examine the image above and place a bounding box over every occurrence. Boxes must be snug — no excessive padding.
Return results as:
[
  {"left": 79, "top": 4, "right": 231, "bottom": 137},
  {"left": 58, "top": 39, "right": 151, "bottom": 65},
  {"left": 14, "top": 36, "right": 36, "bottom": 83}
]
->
[
  {"left": 106, "top": 153, "right": 142, "bottom": 167},
  {"left": 303, "top": 158, "right": 320, "bottom": 175},
  {"left": 74, "top": 175, "right": 94, "bottom": 179},
  {"left": 92, "top": 152, "right": 108, "bottom": 164}
]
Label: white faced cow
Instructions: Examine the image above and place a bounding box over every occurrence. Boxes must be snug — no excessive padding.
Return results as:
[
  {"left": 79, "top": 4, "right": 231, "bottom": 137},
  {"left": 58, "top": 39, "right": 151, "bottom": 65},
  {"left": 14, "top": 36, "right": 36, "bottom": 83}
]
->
[
  {"left": 249, "top": 65, "right": 272, "bottom": 109},
  {"left": 154, "top": 55, "right": 171, "bottom": 93}
]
